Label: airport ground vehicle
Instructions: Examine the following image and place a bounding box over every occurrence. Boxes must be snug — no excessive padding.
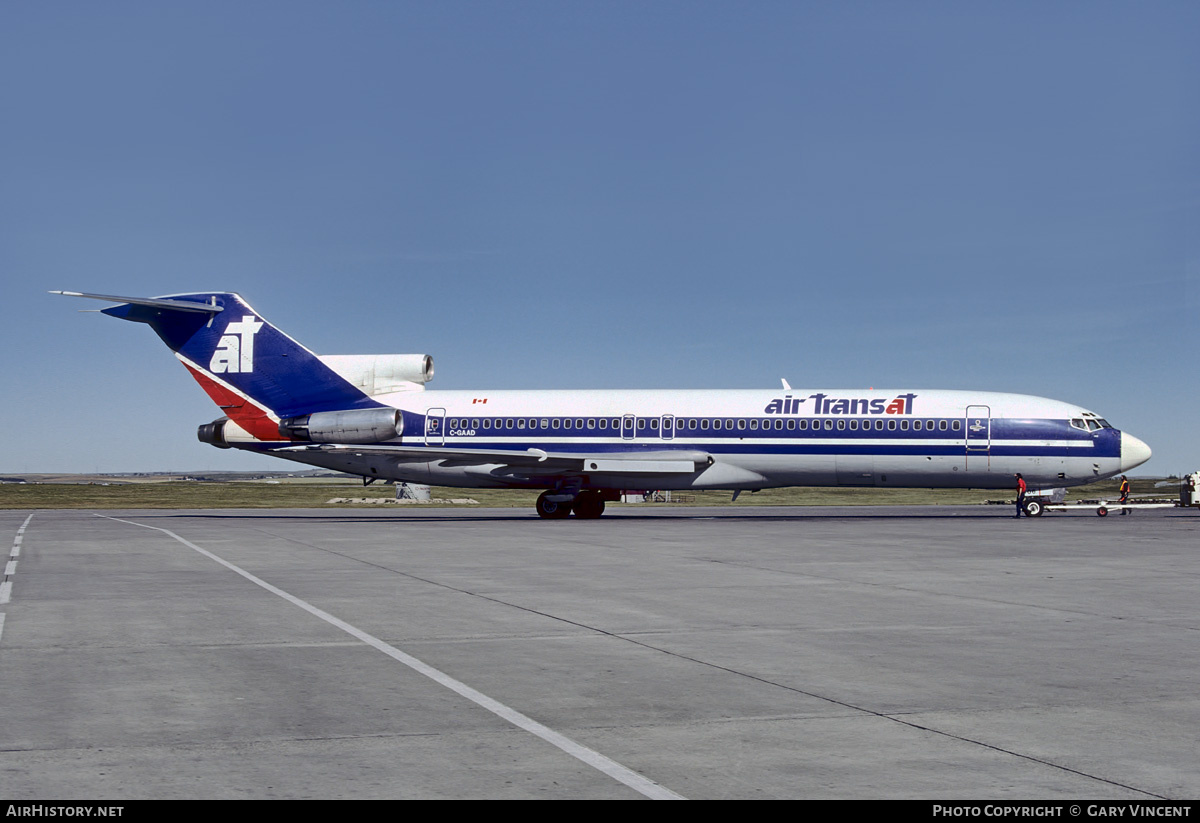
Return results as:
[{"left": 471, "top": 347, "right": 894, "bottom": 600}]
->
[{"left": 1022, "top": 474, "right": 1196, "bottom": 517}]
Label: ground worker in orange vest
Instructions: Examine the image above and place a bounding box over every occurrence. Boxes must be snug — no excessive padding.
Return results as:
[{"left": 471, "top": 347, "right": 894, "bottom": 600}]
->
[{"left": 1120, "top": 475, "right": 1131, "bottom": 515}]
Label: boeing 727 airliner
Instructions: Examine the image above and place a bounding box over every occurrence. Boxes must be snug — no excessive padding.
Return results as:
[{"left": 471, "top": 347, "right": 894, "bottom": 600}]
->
[{"left": 54, "top": 290, "right": 1152, "bottom": 518}]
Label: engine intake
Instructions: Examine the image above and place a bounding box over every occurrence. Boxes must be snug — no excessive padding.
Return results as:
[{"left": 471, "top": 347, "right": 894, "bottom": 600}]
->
[
  {"left": 318, "top": 354, "right": 433, "bottom": 395},
  {"left": 278, "top": 408, "right": 403, "bottom": 444}
]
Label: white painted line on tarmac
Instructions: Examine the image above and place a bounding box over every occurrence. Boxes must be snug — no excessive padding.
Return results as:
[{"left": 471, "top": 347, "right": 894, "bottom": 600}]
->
[
  {"left": 96, "top": 514, "right": 685, "bottom": 800},
  {"left": 10, "top": 513, "right": 33, "bottom": 562},
  {"left": 0, "top": 513, "right": 35, "bottom": 643}
]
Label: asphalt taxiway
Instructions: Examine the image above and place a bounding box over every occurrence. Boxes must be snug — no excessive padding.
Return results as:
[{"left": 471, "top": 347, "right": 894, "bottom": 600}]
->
[{"left": 1, "top": 505, "right": 1197, "bottom": 799}]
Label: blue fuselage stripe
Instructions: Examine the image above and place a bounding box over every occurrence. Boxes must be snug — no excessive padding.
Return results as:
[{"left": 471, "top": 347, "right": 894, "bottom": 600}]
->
[{"left": 408, "top": 415, "right": 1119, "bottom": 459}]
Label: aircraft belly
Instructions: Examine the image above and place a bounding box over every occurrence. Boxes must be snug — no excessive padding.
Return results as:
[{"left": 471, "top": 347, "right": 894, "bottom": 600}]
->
[
  {"left": 835, "top": 454, "right": 875, "bottom": 487},
  {"left": 247, "top": 443, "right": 1126, "bottom": 494},
  {"left": 418, "top": 461, "right": 522, "bottom": 488},
  {"left": 696, "top": 454, "right": 834, "bottom": 488}
]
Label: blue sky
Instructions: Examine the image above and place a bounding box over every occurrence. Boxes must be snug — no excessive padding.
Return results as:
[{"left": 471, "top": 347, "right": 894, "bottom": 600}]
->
[{"left": 2, "top": 2, "right": 1196, "bottom": 474}]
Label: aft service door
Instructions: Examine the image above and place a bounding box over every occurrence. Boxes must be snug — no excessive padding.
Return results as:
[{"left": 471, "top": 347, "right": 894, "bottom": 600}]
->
[
  {"left": 425, "top": 408, "right": 446, "bottom": 446},
  {"left": 965, "top": 405, "right": 991, "bottom": 471}
]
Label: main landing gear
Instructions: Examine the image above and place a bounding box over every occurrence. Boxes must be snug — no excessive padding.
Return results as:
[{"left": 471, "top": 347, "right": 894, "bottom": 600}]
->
[{"left": 535, "top": 490, "right": 607, "bottom": 519}]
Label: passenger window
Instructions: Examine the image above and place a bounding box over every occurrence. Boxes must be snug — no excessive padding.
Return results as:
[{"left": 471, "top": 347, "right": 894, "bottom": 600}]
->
[
  {"left": 875, "top": 420, "right": 884, "bottom": 431},
  {"left": 726, "top": 419, "right": 734, "bottom": 429},
  {"left": 551, "top": 419, "right": 560, "bottom": 429},
  {"left": 913, "top": 420, "right": 922, "bottom": 431},
  {"left": 837, "top": 419, "right": 845, "bottom": 430},
  {"left": 472, "top": 418, "right": 480, "bottom": 429},
  {"left": 701, "top": 419, "right": 710, "bottom": 430},
  {"left": 738, "top": 419, "right": 747, "bottom": 431},
  {"left": 901, "top": 420, "right": 909, "bottom": 431},
  {"left": 587, "top": 418, "right": 595, "bottom": 429},
  {"left": 888, "top": 420, "right": 897, "bottom": 431},
  {"left": 787, "top": 419, "right": 796, "bottom": 430},
  {"left": 774, "top": 419, "right": 783, "bottom": 430},
  {"left": 517, "top": 419, "right": 526, "bottom": 429},
  {"left": 598, "top": 419, "right": 607, "bottom": 430},
  {"left": 824, "top": 419, "right": 833, "bottom": 430},
  {"left": 952, "top": 420, "right": 961, "bottom": 431},
  {"left": 749, "top": 419, "right": 758, "bottom": 430},
  {"left": 939, "top": 420, "right": 947, "bottom": 431},
  {"left": 482, "top": 419, "right": 491, "bottom": 429},
  {"left": 539, "top": 418, "right": 548, "bottom": 429},
  {"left": 650, "top": 419, "right": 659, "bottom": 430},
  {"left": 850, "top": 420, "right": 858, "bottom": 430}
]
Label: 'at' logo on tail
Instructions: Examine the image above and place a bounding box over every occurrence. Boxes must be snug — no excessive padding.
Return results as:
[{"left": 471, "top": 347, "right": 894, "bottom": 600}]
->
[{"left": 210, "top": 315, "right": 264, "bottom": 374}]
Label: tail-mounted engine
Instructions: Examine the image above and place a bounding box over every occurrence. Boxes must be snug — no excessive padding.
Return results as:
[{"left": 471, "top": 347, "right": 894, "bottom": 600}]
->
[
  {"left": 318, "top": 354, "right": 433, "bottom": 395},
  {"left": 277, "top": 408, "right": 403, "bottom": 444},
  {"left": 197, "top": 418, "right": 232, "bottom": 449},
  {"left": 198, "top": 408, "right": 403, "bottom": 448}
]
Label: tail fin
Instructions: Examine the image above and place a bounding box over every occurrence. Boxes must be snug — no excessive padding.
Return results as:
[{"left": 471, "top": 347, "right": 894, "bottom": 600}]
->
[{"left": 54, "top": 291, "right": 380, "bottom": 439}]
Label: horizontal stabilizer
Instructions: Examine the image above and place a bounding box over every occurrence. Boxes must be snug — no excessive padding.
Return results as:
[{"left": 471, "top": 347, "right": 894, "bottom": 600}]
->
[
  {"left": 54, "top": 289, "right": 381, "bottom": 418},
  {"left": 50, "top": 291, "right": 224, "bottom": 314}
]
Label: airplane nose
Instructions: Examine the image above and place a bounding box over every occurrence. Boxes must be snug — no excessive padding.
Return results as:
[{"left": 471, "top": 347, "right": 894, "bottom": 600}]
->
[{"left": 1120, "top": 433, "right": 1152, "bottom": 472}]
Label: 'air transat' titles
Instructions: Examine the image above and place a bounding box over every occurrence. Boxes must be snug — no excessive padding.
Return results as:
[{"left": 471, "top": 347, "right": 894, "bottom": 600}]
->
[{"left": 763, "top": 393, "right": 918, "bottom": 415}]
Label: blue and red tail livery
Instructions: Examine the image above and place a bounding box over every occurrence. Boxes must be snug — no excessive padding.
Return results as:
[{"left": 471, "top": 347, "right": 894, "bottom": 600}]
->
[
  {"left": 68, "top": 291, "right": 384, "bottom": 423},
  {"left": 54, "top": 289, "right": 1152, "bottom": 519}
]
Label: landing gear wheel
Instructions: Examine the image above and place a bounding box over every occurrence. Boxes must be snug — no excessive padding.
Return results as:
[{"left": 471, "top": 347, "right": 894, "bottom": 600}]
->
[
  {"left": 573, "top": 491, "right": 606, "bottom": 519},
  {"left": 1024, "top": 500, "right": 1044, "bottom": 517},
  {"left": 536, "top": 491, "right": 572, "bottom": 519}
]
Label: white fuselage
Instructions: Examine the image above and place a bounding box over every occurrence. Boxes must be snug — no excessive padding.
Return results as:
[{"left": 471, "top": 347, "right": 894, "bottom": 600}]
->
[{"left": 249, "top": 387, "right": 1147, "bottom": 492}]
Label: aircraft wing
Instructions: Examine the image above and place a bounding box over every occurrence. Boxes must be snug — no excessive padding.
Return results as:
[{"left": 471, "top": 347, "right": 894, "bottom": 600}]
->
[{"left": 273, "top": 443, "right": 712, "bottom": 474}]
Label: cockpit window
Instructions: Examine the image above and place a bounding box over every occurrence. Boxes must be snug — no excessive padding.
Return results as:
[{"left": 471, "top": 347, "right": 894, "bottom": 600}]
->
[
  {"left": 1097, "top": 419, "right": 1111, "bottom": 428},
  {"left": 1087, "top": 419, "right": 1101, "bottom": 431},
  {"left": 1071, "top": 419, "right": 1087, "bottom": 430}
]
